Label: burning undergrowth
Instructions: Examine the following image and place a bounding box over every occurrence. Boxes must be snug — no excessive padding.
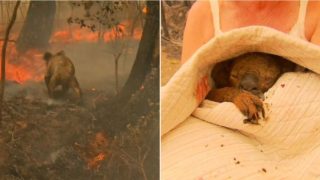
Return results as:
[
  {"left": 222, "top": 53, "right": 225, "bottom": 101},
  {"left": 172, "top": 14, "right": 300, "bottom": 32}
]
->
[
  {"left": 0, "top": 28, "right": 154, "bottom": 180},
  {"left": 0, "top": 42, "right": 45, "bottom": 84},
  {"left": 0, "top": 1, "right": 157, "bottom": 178},
  {"left": 0, "top": 62, "right": 158, "bottom": 179},
  {"left": 51, "top": 20, "right": 142, "bottom": 44}
]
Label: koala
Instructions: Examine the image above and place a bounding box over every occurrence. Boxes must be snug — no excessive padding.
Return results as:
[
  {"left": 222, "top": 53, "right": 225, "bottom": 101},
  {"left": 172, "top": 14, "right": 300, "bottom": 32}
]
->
[
  {"left": 207, "top": 52, "right": 295, "bottom": 124},
  {"left": 43, "top": 51, "right": 82, "bottom": 101}
]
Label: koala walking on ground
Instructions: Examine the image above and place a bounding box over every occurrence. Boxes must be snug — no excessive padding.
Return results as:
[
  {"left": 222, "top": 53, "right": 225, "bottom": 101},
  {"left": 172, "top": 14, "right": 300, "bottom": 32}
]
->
[
  {"left": 43, "top": 51, "right": 82, "bottom": 102},
  {"left": 207, "top": 52, "right": 295, "bottom": 124}
]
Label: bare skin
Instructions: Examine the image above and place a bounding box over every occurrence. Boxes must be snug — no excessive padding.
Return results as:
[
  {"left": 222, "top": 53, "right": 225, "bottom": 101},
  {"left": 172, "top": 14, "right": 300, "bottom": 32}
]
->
[
  {"left": 43, "top": 51, "right": 82, "bottom": 101},
  {"left": 182, "top": 1, "right": 320, "bottom": 103},
  {"left": 206, "top": 53, "right": 294, "bottom": 123}
]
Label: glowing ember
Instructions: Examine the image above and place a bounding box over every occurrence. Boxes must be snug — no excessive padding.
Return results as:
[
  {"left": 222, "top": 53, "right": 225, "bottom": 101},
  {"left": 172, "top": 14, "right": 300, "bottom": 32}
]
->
[
  {"left": 87, "top": 152, "right": 106, "bottom": 169},
  {"left": 142, "top": 6, "right": 148, "bottom": 14},
  {"left": 74, "top": 132, "right": 109, "bottom": 170},
  {"left": 86, "top": 132, "right": 109, "bottom": 169}
]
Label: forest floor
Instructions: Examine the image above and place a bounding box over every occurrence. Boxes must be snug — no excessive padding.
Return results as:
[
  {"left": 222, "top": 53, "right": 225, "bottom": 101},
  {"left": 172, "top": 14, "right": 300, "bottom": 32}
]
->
[{"left": 0, "top": 66, "right": 159, "bottom": 179}]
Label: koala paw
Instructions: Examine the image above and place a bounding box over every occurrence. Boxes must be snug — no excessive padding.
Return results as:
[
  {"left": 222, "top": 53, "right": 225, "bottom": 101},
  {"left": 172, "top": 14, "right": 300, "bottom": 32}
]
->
[{"left": 233, "top": 91, "right": 265, "bottom": 124}]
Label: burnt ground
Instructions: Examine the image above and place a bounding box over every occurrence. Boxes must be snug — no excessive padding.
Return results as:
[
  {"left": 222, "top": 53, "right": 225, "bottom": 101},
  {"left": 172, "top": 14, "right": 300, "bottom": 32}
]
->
[{"left": 0, "top": 67, "right": 159, "bottom": 179}]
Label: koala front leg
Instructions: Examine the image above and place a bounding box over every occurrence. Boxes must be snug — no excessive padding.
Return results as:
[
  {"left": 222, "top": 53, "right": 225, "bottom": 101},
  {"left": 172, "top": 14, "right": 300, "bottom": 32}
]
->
[
  {"left": 47, "top": 76, "right": 56, "bottom": 98},
  {"left": 207, "top": 87, "right": 240, "bottom": 102},
  {"left": 69, "top": 76, "right": 82, "bottom": 99},
  {"left": 233, "top": 91, "right": 265, "bottom": 123},
  {"left": 207, "top": 87, "right": 264, "bottom": 123},
  {"left": 45, "top": 75, "right": 50, "bottom": 89}
]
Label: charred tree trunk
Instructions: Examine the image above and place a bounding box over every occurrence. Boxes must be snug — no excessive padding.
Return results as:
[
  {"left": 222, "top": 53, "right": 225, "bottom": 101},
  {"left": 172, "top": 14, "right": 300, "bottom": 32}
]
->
[
  {"left": 0, "top": 1, "right": 21, "bottom": 123},
  {"left": 161, "top": 2, "right": 170, "bottom": 39},
  {"left": 116, "top": 1, "right": 159, "bottom": 105},
  {"left": 16, "top": 1, "right": 56, "bottom": 52}
]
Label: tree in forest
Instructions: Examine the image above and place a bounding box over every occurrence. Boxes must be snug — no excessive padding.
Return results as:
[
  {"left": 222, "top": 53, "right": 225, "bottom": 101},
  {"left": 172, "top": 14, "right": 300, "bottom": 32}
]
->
[
  {"left": 115, "top": 3, "right": 160, "bottom": 179},
  {"left": 68, "top": 1, "right": 128, "bottom": 41},
  {"left": 96, "top": 3, "right": 160, "bottom": 179},
  {"left": 69, "top": 0, "right": 159, "bottom": 113},
  {"left": 129, "top": 1, "right": 145, "bottom": 36},
  {"left": 68, "top": 1, "right": 144, "bottom": 94},
  {"left": 116, "top": 1, "right": 159, "bottom": 106},
  {"left": 16, "top": 1, "right": 56, "bottom": 52},
  {"left": 0, "top": 1, "right": 21, "bottom": 122},
  {"left": 103, "top": 26, "right": 127, "bottom": 94}
]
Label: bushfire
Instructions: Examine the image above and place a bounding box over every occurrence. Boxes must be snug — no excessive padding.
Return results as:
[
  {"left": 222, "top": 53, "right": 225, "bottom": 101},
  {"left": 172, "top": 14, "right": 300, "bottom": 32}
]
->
[
  {"left": 51, "top": 20, "right": 142, "bottom": 44},
  {"left": 0, "top": 21, "right": 142, "bottom": 84},
  {"left": 0, "top": 42, "right": 45, "bottom": 84}
]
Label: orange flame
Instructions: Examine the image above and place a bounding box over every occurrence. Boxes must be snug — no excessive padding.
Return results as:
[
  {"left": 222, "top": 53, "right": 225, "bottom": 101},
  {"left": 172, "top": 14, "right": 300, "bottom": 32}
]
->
[
  {"left": 0, "top": 19, "right": 142, "bottom": 84},
  {"left": 51, "top": 20, "right": 142, "bottom": 44},
  {"left": 0, "top": 42, "right": 45, "bottom": 84},
  {"left": 87, "top": 132, "right": 109, "bottom": 170},
  {"left": 142, "top": 6, "right": 147, "bottom": 14},
  {"left": 87, "top": 152, "right": 106, "bottom": 169},
  {"left": 74, "top": 132, "right": 109, "bottom": 170}
]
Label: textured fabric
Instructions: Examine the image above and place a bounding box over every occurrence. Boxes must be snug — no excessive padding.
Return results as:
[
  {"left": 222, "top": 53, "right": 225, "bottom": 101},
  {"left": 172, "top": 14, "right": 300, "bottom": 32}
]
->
[{"left": 161, "top": 26, "right": 320, "bottom": 179}]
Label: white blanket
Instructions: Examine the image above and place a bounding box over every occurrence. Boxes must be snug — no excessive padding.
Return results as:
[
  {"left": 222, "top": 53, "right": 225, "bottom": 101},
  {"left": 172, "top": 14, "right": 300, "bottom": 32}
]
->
[{"left": 161, "top": 26, "right": 320, "bottom": 179}]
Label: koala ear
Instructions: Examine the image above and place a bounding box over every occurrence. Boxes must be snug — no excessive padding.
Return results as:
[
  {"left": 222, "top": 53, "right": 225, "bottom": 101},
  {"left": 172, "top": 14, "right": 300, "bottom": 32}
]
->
[{"left": 43, "top": 52, "right": 52, "bottom": 61}]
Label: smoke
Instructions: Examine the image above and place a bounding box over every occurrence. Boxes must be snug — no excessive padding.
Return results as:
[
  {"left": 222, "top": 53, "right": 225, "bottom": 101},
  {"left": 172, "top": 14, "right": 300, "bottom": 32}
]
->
[
  {"left": 1, "top": 1, "right": 142, "bottom": 99},
  {"left": 50, "top": 40, "right": 138, "bottom": 92},
  {"left": 5, "top": 80, "right": 47, "bottom": 100}
]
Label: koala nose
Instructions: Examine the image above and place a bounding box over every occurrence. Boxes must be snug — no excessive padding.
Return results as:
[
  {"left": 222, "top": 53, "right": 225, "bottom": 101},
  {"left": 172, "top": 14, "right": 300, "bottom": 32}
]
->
[{"left": 239, "top": 73, "right": 259, "bottom": 92}]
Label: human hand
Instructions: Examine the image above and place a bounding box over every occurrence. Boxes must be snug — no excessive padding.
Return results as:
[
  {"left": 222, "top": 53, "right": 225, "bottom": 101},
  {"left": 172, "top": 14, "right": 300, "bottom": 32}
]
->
[{"left": 195, "top": 75, "right": 210, "bottom": 103}]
